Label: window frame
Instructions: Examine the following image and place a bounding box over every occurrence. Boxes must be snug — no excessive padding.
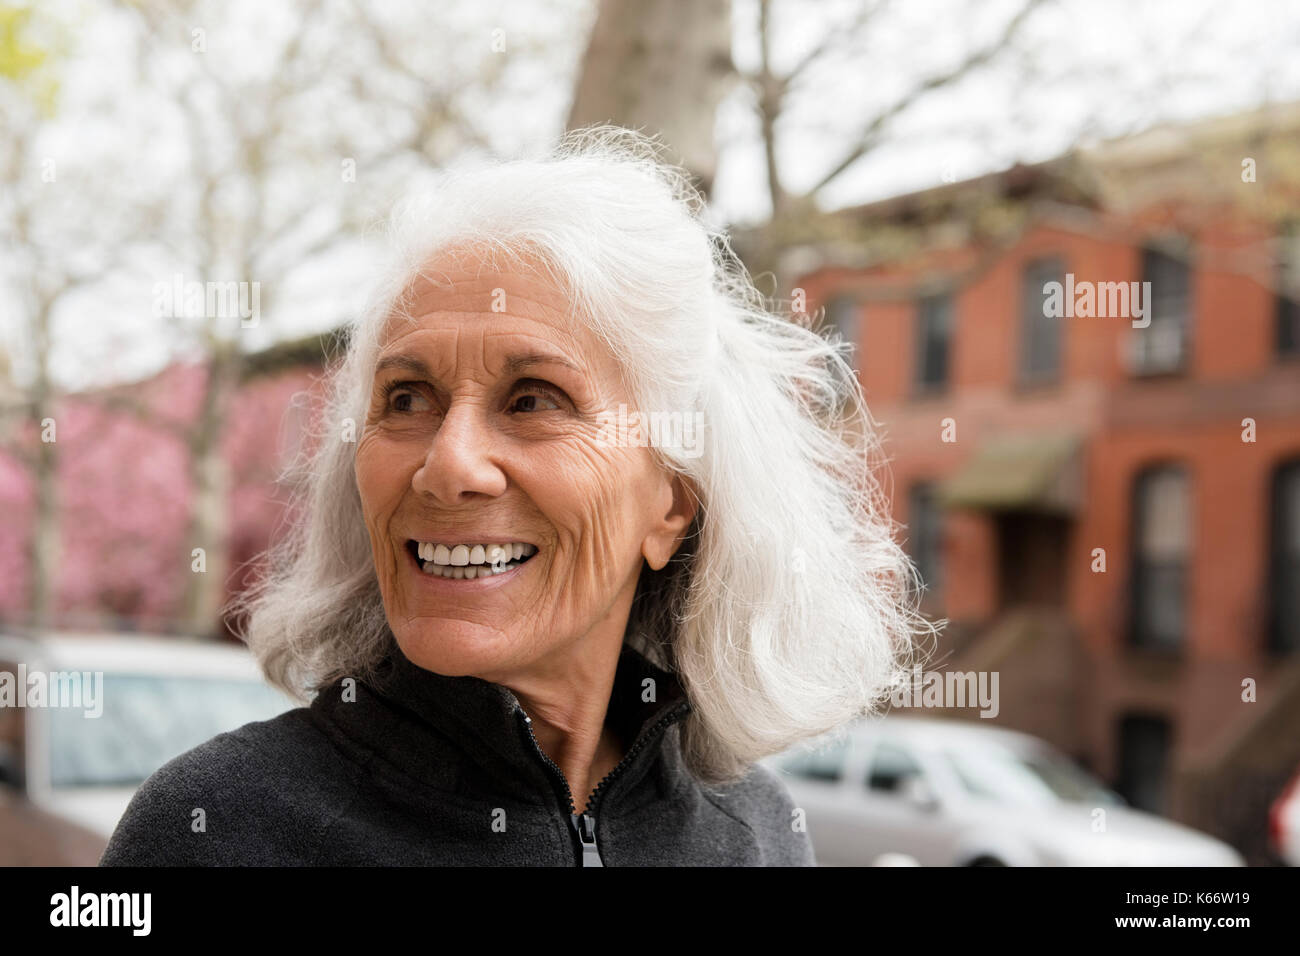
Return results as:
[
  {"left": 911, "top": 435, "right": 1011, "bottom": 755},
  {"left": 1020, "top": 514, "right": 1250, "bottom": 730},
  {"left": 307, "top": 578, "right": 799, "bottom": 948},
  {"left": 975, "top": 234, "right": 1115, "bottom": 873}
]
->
[
  {"left": 1018, "top": 256, "right": 1066, "bottom": 387},
  {"left": 913, "top": 292, "right": 953, "bottom": 394},
  {"left": 907, "top": 482, "right": 944, "bottom": 608},
  {"left": 1127, "top": 464, "right": 1192, "bottom": 651},
  {"left": 1276, "top": 221, "right": 1300, "bottom": 358},
  {"left": 1131, "top": 244, "right": 1193, "bottom": 377},
  {"left": 1268, "top": 458, "right": 1300, "bottom": 655}
]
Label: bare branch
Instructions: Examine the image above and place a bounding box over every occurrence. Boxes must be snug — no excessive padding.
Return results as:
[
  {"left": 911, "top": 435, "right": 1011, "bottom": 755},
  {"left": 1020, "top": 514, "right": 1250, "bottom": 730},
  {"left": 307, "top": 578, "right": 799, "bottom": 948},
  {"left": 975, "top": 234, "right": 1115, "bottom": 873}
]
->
[
  {"left": 808, "top": 0, "right": 1048, "bottom": 197},
  {"left": 781, "top": 0, "right": 891, "bottom": 91}
]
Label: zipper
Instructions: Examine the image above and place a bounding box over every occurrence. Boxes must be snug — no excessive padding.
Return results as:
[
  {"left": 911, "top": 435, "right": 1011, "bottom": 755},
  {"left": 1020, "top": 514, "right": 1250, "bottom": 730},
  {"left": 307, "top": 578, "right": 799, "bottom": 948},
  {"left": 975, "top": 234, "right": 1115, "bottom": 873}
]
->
[{"left": 515, "top": 699, "right": 690, "bottom": 867}]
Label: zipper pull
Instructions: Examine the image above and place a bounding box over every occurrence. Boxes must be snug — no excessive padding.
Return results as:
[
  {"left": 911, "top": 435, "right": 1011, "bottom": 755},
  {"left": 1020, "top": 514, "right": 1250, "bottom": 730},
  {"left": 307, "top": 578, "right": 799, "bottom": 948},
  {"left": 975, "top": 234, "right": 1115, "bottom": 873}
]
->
[{"left": 570, "top": 812, "right": 604, "bottom": 867}]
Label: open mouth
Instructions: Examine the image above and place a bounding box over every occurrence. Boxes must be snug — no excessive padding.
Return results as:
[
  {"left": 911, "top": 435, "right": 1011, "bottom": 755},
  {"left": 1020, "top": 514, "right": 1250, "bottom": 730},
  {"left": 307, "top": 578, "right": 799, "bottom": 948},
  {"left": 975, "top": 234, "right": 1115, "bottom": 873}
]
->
[{"left": 405, "top": 539, "right": 538, "bottom": 580}]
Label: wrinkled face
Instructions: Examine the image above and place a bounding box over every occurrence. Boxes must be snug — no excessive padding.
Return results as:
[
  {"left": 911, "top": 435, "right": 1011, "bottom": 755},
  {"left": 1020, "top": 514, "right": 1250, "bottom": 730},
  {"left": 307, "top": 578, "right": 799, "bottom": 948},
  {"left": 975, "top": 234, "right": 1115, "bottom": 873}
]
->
[{"left": 355, "top": 256, "right": 694, "bottom": 682}]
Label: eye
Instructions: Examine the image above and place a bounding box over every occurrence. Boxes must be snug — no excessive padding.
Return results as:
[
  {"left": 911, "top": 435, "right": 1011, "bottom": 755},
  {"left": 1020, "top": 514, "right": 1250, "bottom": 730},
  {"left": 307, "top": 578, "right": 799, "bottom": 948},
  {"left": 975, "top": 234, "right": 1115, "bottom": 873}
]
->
[
  {"left": 383, "top": 382, "right": 432, "bottom": 414},
  {"left": 508, "top": 380, "right": 565, "bottom": 414},
  {"left": 509, "top": 392, "right": 561, "bottom": 413}
]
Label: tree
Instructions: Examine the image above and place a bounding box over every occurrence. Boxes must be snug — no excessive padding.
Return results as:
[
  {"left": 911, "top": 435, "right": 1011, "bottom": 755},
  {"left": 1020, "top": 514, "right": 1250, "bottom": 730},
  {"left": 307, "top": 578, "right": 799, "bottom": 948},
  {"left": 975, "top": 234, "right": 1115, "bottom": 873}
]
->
[
  {"left": 106, "top": 0, "right": 533, "bottom": 634},
  {"left": 1, "top": 0, "right": 571, "bottom": 634},
  {"left": 567, "top": 0, "right": 736, "bottom": 196}
]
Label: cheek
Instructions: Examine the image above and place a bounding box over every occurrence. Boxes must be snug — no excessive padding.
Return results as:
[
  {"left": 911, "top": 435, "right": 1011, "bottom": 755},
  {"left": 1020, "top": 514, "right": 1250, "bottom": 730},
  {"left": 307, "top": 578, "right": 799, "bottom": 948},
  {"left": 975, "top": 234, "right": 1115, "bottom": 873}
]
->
[
  {"left": 525, "top": 439, "right": 656, "bottom": 571},
  {"left": 355, "top": 433, "right": 410, "bottom": 525}
]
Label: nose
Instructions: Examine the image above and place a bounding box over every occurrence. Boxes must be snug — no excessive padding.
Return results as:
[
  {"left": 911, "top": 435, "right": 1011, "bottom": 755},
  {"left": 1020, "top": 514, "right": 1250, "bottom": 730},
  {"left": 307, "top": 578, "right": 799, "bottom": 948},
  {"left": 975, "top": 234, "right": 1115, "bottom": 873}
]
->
[{"left": 411, "top": 401, "right": 507, "bottom": 503}]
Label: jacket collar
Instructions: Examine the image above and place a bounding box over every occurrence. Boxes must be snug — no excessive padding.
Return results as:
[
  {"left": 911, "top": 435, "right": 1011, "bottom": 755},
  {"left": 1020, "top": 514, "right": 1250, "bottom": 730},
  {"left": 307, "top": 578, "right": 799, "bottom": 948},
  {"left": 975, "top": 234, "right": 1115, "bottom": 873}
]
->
[{"left": 313, "top": 635, "right": 691, "bottom": 811}]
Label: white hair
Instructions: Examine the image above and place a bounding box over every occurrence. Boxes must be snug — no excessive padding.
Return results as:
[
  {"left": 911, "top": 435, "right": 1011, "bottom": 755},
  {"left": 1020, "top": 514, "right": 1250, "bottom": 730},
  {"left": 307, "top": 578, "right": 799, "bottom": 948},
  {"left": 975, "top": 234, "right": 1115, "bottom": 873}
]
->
[{"left": 235, "top": 126, "right": 938, "bottom": 785}]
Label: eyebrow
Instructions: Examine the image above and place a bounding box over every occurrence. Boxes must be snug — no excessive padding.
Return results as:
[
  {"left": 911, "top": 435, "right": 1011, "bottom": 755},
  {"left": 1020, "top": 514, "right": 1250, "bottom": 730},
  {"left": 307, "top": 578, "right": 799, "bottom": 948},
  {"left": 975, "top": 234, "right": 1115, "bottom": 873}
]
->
[
  {"left": 374, "top": 351, "right": 582, "bottom": 379},
  {"left": 374, "top": 354, "right": 432, "bottom": 377},
  {"left": 502, "top": 351, "right": 583, "bottom": 376}
]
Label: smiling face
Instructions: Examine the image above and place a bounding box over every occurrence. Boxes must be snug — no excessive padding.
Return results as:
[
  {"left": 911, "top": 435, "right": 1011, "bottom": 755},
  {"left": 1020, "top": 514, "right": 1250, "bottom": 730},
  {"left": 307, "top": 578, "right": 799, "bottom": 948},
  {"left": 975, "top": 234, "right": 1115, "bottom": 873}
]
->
[{"left": 355, "top": 254, "right": 697, "bottom": 685}]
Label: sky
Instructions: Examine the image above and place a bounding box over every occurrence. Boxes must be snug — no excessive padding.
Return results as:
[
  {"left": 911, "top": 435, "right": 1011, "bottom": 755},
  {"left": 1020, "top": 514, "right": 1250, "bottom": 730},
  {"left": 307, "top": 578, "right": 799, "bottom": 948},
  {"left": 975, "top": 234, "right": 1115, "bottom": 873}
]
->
[{"left": 6, "top": 0, "right": 1300, "bottom": 391}]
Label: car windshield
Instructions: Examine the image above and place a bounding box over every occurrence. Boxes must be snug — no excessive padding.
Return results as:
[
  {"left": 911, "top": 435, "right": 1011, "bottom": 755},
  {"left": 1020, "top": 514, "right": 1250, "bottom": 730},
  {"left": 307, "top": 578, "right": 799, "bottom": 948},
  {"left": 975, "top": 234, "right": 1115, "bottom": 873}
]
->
[
  {"left": 943, "top": 740, "right": 1122, "bottom": 806},
  {"left": 48, "top": 673, "right": 294, "bottom": 788}
]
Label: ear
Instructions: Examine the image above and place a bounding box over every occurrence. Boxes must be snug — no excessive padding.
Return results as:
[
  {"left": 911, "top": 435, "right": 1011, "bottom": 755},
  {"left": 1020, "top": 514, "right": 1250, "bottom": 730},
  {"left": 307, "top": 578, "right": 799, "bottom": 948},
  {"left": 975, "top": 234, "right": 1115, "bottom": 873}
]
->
[{"left": 641, "top": 472, "right": 700, "bottom": 571}]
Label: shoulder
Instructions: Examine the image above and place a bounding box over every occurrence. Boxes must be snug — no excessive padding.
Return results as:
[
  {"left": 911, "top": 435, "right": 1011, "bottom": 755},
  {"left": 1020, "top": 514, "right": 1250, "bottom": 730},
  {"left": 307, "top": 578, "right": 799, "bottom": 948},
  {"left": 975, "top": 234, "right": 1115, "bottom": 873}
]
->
[
  {"left": 700, "top": 761, "right": 817, "bottom": 866},
  {"left": 98, "top": 707, "right": 359, "bottom": 866}
]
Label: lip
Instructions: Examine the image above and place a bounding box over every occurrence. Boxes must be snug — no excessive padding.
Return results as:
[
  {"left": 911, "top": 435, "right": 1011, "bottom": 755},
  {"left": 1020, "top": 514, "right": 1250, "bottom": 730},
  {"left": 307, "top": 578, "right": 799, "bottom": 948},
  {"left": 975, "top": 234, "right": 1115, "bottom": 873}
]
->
[{"left": 401, "top": 539, "right": 538, "bottom": 591}]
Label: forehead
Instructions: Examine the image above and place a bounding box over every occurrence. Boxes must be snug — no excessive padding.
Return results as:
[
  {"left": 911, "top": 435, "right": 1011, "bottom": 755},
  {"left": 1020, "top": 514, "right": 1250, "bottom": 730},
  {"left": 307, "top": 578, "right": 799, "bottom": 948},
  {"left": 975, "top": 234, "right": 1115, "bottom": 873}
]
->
[{"left": 379, "top": 255, "right": 591, "bottom": 354}]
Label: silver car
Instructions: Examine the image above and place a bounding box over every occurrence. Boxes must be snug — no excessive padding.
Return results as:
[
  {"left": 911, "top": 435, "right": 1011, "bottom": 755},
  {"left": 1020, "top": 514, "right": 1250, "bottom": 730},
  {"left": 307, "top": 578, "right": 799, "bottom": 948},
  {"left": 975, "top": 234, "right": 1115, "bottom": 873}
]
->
[
  {"left": 765, "top": 715, "right": 1244, "bottom": 866},
  {"left": 0, "top": 632, "right": 296, "bottom": 850}
]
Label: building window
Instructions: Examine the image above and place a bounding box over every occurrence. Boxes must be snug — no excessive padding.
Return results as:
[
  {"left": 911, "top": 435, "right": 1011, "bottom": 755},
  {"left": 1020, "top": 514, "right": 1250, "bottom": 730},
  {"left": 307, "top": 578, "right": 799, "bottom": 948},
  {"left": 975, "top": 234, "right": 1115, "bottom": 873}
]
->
[
  {"left": 1116, "top": 714, "right": 1172, "bottom": 814},
  {"left": 1277, "top": 222, "right": 1300, "bottom": 356},
  {"left": 1129, "top": 465, "right": 1190, "bottom": 649},
  {"left": 1131, "top": 247, "right": 1191, "bottom": 375},
  {"left": 915, "top": 293, "right": 952, "bottom": 391},
  {"left": 822, "top": 294, "right": 861, "bottom": 376},
  {"left": 1269, "top": 459, "right": 1300, "bottom": 654},
  {"left": 1020, "top": 257, "right": 1064, "bottom": 385},
  {"left": 823, "top": 295, "right": 859, "bottom": 351},
  {"left": 908, "top": 483, "right": 943, "bottom": 603},
  {"left": 817, "top": 294, "right": 863, "bottom": 409}
]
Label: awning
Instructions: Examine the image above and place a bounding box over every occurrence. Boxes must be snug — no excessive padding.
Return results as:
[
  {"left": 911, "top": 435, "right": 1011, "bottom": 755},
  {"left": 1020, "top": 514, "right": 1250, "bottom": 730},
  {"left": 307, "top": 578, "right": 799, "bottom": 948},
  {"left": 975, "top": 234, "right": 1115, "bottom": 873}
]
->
[{"left": 939, "top": 433, "right": 1084, "bottom": 514}]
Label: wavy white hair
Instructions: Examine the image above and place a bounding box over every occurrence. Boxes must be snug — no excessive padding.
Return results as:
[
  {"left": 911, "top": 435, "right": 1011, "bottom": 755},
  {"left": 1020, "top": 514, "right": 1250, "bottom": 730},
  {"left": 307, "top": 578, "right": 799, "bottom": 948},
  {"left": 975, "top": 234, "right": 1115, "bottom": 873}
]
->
[{"left": 236, "top": 126, "right": 937, "bottom": 784}]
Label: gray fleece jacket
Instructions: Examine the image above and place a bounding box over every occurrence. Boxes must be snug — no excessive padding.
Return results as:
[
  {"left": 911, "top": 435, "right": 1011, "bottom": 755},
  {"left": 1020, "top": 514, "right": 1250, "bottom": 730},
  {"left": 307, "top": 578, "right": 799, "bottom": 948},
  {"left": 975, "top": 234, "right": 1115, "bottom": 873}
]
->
[{"left": 98, "top": 640, "right": 816, "bottom": 866}]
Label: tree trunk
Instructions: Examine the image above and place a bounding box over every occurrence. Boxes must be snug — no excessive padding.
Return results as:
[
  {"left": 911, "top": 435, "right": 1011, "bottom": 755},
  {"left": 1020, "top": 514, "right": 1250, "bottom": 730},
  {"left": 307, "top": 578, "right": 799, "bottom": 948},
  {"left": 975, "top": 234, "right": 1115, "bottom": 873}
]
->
[
  {"left": 27, "top": 295, "right": 58, "bottom": 631},
  {"left": 568, "top": 0, "right": 735, "bottom": 198},
  {"left": 179, "top": 342, "right": 237, "bottom": 636}
]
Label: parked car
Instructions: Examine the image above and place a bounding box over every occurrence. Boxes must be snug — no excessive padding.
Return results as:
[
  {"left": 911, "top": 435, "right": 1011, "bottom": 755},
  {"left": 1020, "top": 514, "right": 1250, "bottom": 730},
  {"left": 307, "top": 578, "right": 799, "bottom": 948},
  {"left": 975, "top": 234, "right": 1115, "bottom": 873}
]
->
[
  {"left": 1269, "top": 764, "right": 1300, "bottom": 865},
  {"left": 0, "top": 632, "right": 296, "bottom": 861},
  {"left": 764, "top": 715, "right": 1245, "bottom": 866}
]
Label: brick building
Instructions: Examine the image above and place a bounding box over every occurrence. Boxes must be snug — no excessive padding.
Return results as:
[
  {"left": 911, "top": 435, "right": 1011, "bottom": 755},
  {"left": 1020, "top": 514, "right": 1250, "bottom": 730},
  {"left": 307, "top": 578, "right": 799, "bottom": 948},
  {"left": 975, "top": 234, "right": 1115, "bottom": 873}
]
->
[{"left": 792, "top": 104, "right": 1300, "bottom": 861}]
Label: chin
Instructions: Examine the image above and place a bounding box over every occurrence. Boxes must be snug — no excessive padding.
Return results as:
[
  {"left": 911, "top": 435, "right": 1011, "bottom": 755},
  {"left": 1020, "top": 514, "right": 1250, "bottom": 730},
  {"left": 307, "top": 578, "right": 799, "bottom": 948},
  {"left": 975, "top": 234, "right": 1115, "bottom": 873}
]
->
[{"left": 389, "top": 617, "right": 520, "bottom": 678}]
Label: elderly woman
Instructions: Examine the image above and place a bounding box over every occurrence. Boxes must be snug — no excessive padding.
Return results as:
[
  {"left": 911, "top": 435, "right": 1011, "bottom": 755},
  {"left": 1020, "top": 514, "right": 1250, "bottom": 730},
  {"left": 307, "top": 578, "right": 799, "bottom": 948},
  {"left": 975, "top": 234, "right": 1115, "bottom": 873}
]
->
[{"left": 100, "top": 128, "right": 929, "bottom": 867}]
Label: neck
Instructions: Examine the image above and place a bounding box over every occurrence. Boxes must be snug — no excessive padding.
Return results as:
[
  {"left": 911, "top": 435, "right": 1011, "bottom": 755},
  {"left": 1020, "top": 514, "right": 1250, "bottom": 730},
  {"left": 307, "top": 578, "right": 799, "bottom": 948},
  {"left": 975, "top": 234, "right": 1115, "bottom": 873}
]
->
[
  {"left": 509, "top": 633, "right": 627, "bottom": 810},
  {"left": 496, "top": 586, "right": 640, "bottom": 811}
]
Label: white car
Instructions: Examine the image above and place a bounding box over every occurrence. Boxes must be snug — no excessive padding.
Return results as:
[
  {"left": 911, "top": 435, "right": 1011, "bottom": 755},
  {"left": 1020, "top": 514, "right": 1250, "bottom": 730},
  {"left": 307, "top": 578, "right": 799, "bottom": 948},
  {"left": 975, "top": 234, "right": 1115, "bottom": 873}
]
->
[
  {"left": 1269, "top": 765, "right": 1300, "bottom": 865},
  {"left": 0, "top": 632, "right": 296, "bottom": 843},
  {"left": 765, "top": 715, "right": 1244, "bottom": 866}
]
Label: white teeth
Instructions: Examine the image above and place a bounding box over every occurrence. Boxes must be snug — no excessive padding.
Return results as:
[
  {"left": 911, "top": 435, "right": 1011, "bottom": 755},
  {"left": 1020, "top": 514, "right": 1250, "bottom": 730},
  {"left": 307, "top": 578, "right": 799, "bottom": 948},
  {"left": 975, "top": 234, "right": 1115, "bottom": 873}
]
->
[{"left": 415, "top": 540, "right": 537, "bottom": 576}]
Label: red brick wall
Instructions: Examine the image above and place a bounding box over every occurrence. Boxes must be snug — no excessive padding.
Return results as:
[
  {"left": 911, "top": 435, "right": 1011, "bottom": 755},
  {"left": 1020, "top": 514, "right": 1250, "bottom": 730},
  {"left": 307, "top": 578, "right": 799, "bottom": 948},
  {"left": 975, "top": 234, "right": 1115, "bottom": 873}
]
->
[{"left": 798, "top": 209, "right": 1300, "bottom": 806}]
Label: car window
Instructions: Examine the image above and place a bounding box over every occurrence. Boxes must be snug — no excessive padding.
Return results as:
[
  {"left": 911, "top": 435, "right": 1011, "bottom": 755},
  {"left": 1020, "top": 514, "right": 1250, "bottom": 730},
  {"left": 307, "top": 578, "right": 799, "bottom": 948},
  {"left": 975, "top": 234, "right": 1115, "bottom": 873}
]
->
[
  {"left": 866, "top": 741, "right": 923, "bottom": 793},
  {"left": 776, "top": 733, "right": 851, "bottom": 783},
  {"left": 942, "top": 741, "right": 1122, "bottom": 806},
  {"left": 48, "top": 673, "right": 294, "bottom": 788}
]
